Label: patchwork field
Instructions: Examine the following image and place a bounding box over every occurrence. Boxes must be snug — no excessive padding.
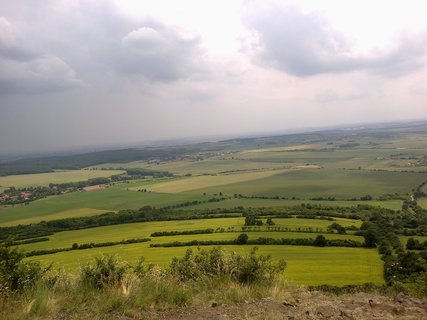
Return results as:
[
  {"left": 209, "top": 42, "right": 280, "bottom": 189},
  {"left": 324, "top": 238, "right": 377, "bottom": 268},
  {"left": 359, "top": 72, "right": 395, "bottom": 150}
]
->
[
  {"left": 0, "top": 181, "right": 206, "bottom": 225},
  {"left": 187, "top": 169, "right": 426, "bottom": 199},
  {"left": 0, "top": 169, "right": 124, "bottom": 188},
  {"left": 145, "top": 169, "right": 291, "bottom": 193},
  {"left": 2, "top": 124, "right": 427, "bottom": 290},
  {"left": 188, "top": 198, "right": 403, "bottom": 210},
  {"left": 18, "top": 217, "right": 362, "bottom": 251}
]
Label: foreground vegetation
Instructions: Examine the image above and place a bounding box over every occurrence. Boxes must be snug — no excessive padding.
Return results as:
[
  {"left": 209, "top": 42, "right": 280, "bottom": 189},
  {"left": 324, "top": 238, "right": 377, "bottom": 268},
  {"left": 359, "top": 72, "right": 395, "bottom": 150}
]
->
[{"left": 0, "top": 244, "right": 425, "bottom": 320}]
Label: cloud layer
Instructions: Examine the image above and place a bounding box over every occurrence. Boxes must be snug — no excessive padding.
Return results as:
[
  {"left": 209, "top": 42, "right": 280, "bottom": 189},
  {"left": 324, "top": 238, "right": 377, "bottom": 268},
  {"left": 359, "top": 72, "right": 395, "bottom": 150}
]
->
[
  {"left": 245, "top": 6, "right": 427, "bottom": 77},
  {"left": 0, "top": 0, "right": 426, "bottom": 154}
]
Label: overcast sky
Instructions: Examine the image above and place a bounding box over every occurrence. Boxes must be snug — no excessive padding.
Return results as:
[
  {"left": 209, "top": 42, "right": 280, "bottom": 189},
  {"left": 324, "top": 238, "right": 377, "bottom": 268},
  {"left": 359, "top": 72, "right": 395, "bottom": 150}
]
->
[{"left": 1, "top": 0, "right": 426, "bottom": 155}]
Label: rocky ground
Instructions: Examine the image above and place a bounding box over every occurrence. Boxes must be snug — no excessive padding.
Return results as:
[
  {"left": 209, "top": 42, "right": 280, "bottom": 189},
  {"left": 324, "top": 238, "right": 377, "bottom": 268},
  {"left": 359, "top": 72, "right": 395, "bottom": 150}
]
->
[{"left": 141, "top": 290, "right": 427, "bottom": 320}]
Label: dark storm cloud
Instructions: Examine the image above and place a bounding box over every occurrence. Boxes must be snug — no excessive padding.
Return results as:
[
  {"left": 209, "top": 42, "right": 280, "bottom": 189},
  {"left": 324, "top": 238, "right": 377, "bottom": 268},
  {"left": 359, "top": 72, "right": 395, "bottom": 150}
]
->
[
  {"left": 245, "top": 6, "right": 427, "bottom": 77},
  {"left": 0, "top": 1, "right": 205, "bottom": 94},
  {"left": 0, "top": 17, "right": 83, "bottom": 94}
]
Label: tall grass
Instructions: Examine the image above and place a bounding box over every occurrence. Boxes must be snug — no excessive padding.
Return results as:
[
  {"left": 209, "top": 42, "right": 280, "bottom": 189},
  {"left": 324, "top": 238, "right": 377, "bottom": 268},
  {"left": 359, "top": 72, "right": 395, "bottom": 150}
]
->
[{"left": 1, "top": 246, "right": 287, "bottom": 319}]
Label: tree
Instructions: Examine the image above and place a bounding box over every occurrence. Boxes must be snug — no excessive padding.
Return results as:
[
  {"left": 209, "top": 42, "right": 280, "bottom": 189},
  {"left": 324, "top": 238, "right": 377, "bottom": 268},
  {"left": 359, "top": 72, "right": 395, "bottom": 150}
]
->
[
  {"left": 236, "top": 233, "right": 249, "bottom": 244},
  {"left": 266, "top": 217, "right": 275, "bottom": 226},
  {"left": 363, "top": 229, "right": 378, "bottom": 248},
  {"left": 314, "top": 235, "right": 327, "bottom": 247},
  {"left": 0, "top": 239, "right": 46, "bottom": 291}
]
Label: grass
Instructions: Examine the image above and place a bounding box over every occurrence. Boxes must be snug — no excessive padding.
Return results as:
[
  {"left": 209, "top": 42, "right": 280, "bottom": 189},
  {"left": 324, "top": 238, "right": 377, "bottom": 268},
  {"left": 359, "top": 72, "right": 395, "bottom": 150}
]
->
[
  {"left": 0, "top": 169, "right": 124, "bottom": 188},
  {"left": 0, "top": 208, "right": 110, "bottom": 226},
  {"left": 145, "top": 169, "right": 292, "bottom": 193},
  {"left": 26, "top": 244, "right": 383, "bottom": 286},
  {"left": 187, "top": 198, "right": 403, "bottom": 210},
  {"left": 0, "top": 181, "right": 207, "bottom": 226},
  {"left": 399, "top": 235, "right": 427, "bottom": 246},
  {"left": 418, "top": 198, "right": 427, "bottom": 209},
  {"left": 18, "top": 217, "right": 362, "bottom": 251},
  {"left": 193, "top": 168, "right": 426, "bottom": 199},
  {"left": 95, "top": 158, "right": 289, "bottom": 175}
]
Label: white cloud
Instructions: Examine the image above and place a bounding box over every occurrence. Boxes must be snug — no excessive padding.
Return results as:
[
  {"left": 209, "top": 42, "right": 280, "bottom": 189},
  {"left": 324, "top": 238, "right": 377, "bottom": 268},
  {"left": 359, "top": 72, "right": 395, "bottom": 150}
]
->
[{"left": 245, "top": 6, "right": 427, "bottom": 77}]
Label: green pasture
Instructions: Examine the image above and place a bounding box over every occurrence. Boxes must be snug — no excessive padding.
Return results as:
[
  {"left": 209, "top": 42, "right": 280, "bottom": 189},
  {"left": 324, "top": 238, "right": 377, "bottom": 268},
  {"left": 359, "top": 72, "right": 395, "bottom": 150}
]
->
[
  {"left": 0, "top": 182, "right": 206, "bottom": 226},
  {"left": 0, "top": 169, "right": 124, "bottom": 188},
  {"left": 191, "top": 168, "right": 426, "bottom": 199},
  {"left": 418, "top": 198, "right": 427, "bottom": 209},
  {"left": 26, "top": 244, "right": 383, "bottom": 286},
  {"left": 187, "top": 198, "right": 403, "bottom": 211},
  {"left": 94, "top": 158, "right": 289, "bottom": 175},
  {"left": 146, "top": 169, "right": 291, "bottom": 193},
  {"left": 399, "top": 235, "right": 427, "bottom": 246},
  {"left": 18, "top": 217, "right": 362, "bottom": 252}
]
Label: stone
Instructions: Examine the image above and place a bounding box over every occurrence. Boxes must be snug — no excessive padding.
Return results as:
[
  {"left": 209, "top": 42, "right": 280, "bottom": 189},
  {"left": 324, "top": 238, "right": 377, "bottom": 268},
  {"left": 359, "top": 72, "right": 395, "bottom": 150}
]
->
[{"left": 316, "top": 304, "right": 337, "bottom": 318}]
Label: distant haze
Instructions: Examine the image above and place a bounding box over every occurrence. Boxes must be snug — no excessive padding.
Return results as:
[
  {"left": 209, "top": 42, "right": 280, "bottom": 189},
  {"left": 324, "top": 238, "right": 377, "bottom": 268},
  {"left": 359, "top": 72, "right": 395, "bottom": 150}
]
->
[{"left": 0, "top": 0, "right": 426, "bottom": 154}]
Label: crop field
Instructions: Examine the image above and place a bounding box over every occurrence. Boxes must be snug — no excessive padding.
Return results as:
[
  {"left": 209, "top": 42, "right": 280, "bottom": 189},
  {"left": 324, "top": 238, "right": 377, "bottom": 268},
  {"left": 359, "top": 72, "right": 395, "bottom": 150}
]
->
[
  {"left": 2, "top": 125, "right": 427, "bottom": 290},
  {"left": 26, "top": 244, "right": 383, "bottom": 286},
  {"left": 418, "top": 198, "right": 427, "bottom": 209},
  {"left": 18, "top": 216, "right": 362, "bottom": 251},
  {"left": 145, "top": 169, "right": 292, "bottom": 193},
  {"left": 187, "top": 168, "right": 426, "bottom": 199},
  {"left": 94, "top": 158, "right": 290, "bottom": 175},
  {"left": 0, "top": 182, "right": 206, "bottom": 225},
  {"left": 188, "top": 198, "right": 403, "bottom": 210},
  {"left": 0, "top": 169, "right": 124, "bottom": 188}
]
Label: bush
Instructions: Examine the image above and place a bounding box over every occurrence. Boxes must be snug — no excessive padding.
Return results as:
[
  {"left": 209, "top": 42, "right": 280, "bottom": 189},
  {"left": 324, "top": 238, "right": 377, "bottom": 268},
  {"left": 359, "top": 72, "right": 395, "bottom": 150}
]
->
[
  {"left": 236, "top": 233, "right": 248, "bottom": 244},
  {"left": 233, "top": 247, "right": 286, "bottom": 284},
  {"left": 0, "top": 240, "right": 47, "bottom": 292},
  {"left": 168, "top": 247, "right": 286, "bottom": 284},
  {"left": 80, "top": 255, "right": 130, "bottom": 288}
]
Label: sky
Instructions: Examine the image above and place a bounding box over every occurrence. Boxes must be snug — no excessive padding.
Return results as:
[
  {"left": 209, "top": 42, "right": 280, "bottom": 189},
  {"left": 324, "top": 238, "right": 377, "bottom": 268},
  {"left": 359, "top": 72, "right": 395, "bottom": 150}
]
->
[{"left": 0, "top": 0, "right": 426, "bottom": 155}]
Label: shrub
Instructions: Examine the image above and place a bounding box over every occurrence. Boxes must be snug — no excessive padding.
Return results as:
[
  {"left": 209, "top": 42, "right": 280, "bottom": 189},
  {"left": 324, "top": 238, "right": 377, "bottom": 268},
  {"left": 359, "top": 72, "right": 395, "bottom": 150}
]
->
[
  {"left": 80, "top": 255, "right": 130, "bottom": 288},
  {"left": 168, "top": 247, "right": 286, "bottom": 284},
  {"left": 236, "top": 233, "right": 248, "bottom": 244},
  {"left": 314, "top": 235, "right": 327, "bottom": 247},
  {"left": 232, "top": 247, "right": 286, "bottom": 284},
  {"left": 0, "top": 240, "right": 48, "bottom": 292}
]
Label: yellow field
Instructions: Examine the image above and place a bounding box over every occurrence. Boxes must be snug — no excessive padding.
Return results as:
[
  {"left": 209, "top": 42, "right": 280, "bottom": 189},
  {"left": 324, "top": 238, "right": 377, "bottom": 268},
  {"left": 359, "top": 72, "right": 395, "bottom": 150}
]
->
[
  {"left": 2, "top": 208, "right": 110, "bottom": 226},
  {"left": 144, "top": 169, "right": 292, "bottom": 193},
  {"left": 0, "top": 169, "right": 125, "bottom": 188}
]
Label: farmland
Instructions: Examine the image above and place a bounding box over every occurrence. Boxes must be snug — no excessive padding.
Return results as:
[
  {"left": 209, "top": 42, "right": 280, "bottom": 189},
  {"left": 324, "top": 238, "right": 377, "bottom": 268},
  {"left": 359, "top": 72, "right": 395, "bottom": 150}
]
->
[
  {"left": 1, "top": 122, "right": 427, "bottom": 290},
  {"left": 27, "top": 244, "right": 383, "bottom": 286},
  {"left": 0, "top": 169, "right": 124, "bottom": 188}
]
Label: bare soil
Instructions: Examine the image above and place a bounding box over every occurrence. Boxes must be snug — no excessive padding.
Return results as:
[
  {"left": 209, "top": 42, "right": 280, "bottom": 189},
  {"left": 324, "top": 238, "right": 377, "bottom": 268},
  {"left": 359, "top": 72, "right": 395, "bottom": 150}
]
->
[{"left": 140, "top": 290, "right": 427, "bottom": 320}]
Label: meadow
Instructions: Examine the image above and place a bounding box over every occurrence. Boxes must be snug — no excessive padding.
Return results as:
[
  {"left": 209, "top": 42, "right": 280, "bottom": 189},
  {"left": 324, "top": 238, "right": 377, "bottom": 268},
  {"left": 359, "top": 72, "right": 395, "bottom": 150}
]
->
[{"left": 26, "top": 244, "right": 383, "bottom": 286}]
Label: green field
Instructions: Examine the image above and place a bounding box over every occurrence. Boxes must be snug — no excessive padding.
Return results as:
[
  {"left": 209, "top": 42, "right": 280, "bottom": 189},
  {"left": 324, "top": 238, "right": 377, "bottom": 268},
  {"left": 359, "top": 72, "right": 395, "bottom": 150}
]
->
[
  {"left": 145, "top": 169, "right": 292, "bottom": 193},
  {"left": 399, "top": 235, "right": 427, "bottom": 246},
  {"left": 95, "top": 158, "right": 290, "bottom": 175},
  {"left": 26, "top": 244, "right": 383, "bottom": 286},
  {"left": 187, "top": 198, "right": 403, "bottom": 210},
  {"left": 0, "top": 169, "right": 124, "bottom": 188},
  {"left": 183, "top": 168, "right": 426, "bottom": 199},
  {"left": 18, "top": 217, "right": 362, "bottom": 252},
  {"left": 21, "top": 216, "right": 379, "bottom": 287},
  {"left": 3, "top": 126, "right": 427, "bottom": 289},
  {"left": 418, "top": 198, "right": 427, "bottom": 209},
  {"left": 0, "top": 181, "right": 206, "bottom": 226}
]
